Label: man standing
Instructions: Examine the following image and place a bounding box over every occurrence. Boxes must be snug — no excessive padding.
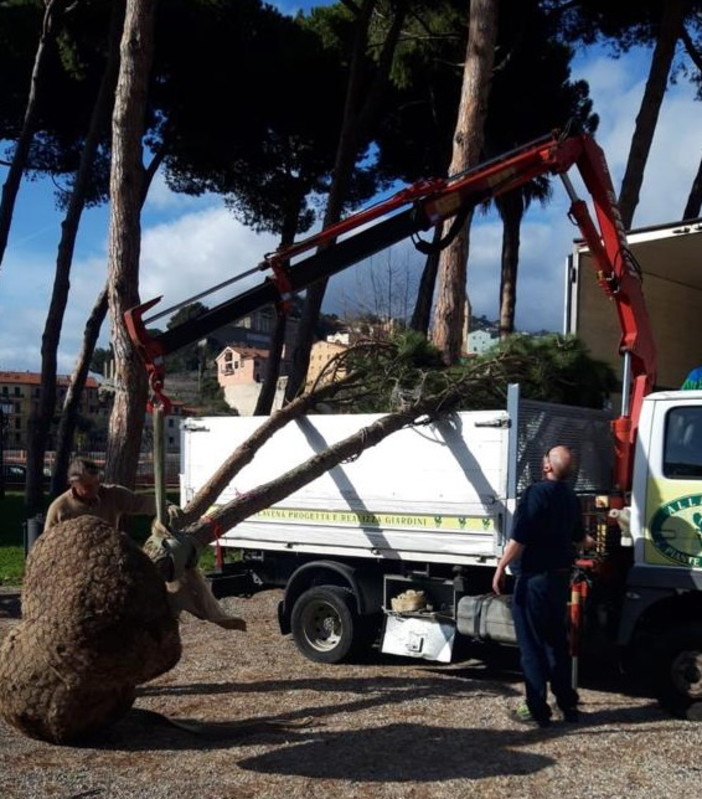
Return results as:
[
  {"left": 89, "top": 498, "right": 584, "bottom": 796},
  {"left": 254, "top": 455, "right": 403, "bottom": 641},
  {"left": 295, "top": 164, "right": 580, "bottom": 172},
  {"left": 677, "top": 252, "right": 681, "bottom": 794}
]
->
[
  {"left": 44, "top": 457, "right": 165, "bottom": 532},
  {"left": 492, "top": 445, "right": 590, "bottom": 727}
]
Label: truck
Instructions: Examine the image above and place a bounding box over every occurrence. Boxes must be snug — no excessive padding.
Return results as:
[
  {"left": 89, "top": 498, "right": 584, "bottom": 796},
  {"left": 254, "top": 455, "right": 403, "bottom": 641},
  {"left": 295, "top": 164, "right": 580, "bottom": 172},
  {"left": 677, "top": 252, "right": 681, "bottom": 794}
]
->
[{"left": 126, "top": 129, "right": 702, "bottom": 719}]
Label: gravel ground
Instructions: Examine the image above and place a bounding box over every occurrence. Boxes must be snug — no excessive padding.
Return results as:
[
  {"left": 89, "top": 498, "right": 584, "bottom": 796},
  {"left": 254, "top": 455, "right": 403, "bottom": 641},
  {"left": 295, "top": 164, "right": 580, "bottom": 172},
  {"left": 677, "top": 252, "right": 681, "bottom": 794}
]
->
[{"left": 1, "top": 586, "right": 701, "bottom": 799}]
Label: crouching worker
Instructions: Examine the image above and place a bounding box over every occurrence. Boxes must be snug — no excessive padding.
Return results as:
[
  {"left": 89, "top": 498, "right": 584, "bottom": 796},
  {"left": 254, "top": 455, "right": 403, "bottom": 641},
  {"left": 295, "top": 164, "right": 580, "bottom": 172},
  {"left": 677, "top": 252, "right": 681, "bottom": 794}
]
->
[{"left": 44, "top": 457, "right": 181, "bottom": 532}]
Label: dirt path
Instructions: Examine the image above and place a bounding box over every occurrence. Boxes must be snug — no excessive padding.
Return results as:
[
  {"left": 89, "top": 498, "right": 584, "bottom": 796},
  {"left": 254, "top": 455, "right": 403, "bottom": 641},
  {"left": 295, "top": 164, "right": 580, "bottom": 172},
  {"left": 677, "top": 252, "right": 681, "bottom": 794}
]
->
[{"left": 1, "top": 588, "right": 700, "bottom": 799}]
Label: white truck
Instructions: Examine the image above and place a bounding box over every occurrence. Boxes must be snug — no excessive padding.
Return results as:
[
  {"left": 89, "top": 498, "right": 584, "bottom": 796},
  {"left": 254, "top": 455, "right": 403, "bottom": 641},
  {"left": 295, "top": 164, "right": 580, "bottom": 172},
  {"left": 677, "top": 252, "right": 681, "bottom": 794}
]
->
[
  {"left": 126, "top": 130, "right": 702, "bottom": 718},
  {"left": 179, "top": 386, "right": 702, "bottom": 718}
]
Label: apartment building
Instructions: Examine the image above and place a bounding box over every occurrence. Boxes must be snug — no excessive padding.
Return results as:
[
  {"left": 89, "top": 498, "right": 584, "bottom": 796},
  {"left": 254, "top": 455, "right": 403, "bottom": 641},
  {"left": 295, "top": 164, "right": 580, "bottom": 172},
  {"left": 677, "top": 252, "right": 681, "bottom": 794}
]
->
[{"left": 0, "top": 371, "right": 107, "bottom": 450}]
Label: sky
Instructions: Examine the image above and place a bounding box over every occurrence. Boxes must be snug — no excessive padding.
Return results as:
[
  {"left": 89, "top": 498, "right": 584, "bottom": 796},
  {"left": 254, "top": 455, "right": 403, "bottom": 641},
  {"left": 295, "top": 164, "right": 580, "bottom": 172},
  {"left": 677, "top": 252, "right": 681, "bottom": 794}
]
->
[{"left": 1, "top": 2, "right": 701, "bottom": 374}]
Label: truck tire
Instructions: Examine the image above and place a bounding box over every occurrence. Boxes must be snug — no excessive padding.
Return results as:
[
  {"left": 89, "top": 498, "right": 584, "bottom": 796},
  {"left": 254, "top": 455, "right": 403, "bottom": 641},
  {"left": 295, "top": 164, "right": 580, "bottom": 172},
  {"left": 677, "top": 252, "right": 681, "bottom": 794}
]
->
[
  {"left": 291, "top": 586, "right": 358, "bottom": 664},
  {"left": 655, "top": 622, "right": 702, "bottom": 720}
]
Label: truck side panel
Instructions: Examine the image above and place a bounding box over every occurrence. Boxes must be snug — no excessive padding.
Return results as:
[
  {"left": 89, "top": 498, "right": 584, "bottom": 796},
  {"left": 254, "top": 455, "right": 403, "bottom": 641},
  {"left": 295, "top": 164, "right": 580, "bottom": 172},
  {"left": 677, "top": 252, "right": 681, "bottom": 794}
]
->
[{"left": 181, "top": 411, "right": 511, "bottom": 566}]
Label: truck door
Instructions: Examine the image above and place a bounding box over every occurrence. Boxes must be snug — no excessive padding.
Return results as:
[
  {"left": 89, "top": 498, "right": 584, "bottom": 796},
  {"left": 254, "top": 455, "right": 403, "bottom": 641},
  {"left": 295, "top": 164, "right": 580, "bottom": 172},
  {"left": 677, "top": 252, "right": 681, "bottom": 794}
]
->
[{"left": 638, "top": 399, "right": 702, "bottom": 571}]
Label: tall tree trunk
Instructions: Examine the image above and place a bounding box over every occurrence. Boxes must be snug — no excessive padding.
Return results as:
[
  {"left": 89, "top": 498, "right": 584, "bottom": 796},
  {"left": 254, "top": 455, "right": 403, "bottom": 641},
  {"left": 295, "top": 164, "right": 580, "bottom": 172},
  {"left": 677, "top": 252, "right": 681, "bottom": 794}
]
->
[
  {"left": 432, "top": 0, "right": 498, "bottom": 364},
  {"left": 409, "top": 226, "right": 443, "bottom": 335},
  {"left": 0, "top": 0, "right": 68, "bottom": 271},
  {"left": 497, "top": 190, "right": 523, "bottom": 340},
  {"left": 285, "top": 0, "right": 407, "bottom": 402},
  {"left": 617, "top": 0, "right": 686, "bottom": 230},
  {"left": 53, "top": 148, "right": 162, "bottom": 493},
  {"left": 254, "top": 191, "right": 303, "bottom": 416},
  {"left": 253, "top": 313, "right": 287, "bottom": 415},
  {"left": 25, "top": 0, "right": 124, "bottom": 515},
  {"left": 51, "top": 288, "right": 109, "bottom": 496},
  {"left": 683, "top": 154, "right": 702, "bottom": 220},
  {"left": 105, "top": 0, "right": 157, "bottom": 487}
]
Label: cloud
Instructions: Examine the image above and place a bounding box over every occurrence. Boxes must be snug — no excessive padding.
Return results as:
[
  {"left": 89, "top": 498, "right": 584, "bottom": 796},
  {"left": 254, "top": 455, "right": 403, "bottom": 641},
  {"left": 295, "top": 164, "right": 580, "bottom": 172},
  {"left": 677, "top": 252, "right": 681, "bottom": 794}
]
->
[
  {"left": 138, "top": 207, "right": 278, "bottom": 315},
  {"left": 0, "top": 205, "right": 279, "bottom": 372}
]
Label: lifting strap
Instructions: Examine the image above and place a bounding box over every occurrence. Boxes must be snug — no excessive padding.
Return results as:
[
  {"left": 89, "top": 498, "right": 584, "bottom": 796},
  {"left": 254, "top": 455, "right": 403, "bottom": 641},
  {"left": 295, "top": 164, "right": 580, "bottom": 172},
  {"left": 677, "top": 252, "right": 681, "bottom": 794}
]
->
[{"left": 152, "top": 401, "right": 167, "bottom": 528}]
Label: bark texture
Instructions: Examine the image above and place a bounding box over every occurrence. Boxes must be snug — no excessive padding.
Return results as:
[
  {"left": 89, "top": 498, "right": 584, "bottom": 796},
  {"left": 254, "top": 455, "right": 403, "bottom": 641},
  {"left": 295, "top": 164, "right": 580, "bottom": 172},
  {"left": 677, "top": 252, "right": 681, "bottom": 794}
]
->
[
  {"left": 617, "top": 0, "right": 686, "bottom": 230},
  {"left": 432, "top": 0, "right": 498, "bottom": 363},
  {"left": 0, "top": 516, "right": 180, "bottom": 744},
  {"left": 105, "top": 0, "right": 157, "bottom": 486}
]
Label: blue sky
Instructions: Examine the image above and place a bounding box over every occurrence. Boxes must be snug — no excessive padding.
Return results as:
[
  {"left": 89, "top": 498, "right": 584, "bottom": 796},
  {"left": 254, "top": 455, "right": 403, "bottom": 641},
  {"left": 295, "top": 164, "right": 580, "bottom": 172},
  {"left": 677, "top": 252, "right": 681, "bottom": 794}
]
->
[{"left": 1, "top": 2, "right": 701, "bottom": 373}]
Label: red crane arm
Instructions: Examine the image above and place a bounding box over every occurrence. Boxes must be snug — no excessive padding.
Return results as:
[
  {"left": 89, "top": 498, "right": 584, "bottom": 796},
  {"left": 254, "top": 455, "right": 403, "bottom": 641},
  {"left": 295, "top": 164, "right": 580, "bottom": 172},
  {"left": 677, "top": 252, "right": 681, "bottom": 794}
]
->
[{"left": 125, "top": 129, "right": 656, "bottom": 489}]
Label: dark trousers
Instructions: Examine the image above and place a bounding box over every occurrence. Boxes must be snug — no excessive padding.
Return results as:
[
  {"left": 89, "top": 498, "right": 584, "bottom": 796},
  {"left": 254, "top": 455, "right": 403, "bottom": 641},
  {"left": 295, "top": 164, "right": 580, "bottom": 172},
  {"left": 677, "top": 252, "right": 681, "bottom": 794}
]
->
[{"left": 511, "top": 570, "right": 578, "bottom": 722}]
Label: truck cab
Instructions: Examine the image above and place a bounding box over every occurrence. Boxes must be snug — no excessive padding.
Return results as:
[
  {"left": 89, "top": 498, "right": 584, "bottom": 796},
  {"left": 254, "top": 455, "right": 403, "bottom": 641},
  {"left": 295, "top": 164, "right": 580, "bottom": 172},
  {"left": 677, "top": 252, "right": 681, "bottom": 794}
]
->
[{"left": 616, "top": 390, "right": 702, "bottom": 717}]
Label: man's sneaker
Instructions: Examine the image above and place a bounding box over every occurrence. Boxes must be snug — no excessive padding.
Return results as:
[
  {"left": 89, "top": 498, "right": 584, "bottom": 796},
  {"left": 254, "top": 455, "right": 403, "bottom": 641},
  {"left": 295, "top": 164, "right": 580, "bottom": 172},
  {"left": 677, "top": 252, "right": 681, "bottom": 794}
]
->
[
  {"left": 561, "top": 707, "right": 580, "bottom": 723},
  {"left": 513, "top": 703, "right": 551, "bottom": 728}
]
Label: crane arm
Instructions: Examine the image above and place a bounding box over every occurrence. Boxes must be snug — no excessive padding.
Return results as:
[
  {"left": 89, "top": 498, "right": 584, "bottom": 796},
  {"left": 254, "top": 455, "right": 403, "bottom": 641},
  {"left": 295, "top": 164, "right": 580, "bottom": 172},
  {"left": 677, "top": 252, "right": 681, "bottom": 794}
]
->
[{"left": 125, "top": 128, "right": 656, "bottom": 490}]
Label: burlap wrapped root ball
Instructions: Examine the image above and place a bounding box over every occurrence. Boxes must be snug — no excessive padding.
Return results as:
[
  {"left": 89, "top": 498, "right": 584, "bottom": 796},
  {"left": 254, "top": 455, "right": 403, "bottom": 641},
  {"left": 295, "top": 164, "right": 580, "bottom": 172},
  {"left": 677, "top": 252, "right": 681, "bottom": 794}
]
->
[{"left": 0, "top": 516, "right": 181, "bottom": 744}]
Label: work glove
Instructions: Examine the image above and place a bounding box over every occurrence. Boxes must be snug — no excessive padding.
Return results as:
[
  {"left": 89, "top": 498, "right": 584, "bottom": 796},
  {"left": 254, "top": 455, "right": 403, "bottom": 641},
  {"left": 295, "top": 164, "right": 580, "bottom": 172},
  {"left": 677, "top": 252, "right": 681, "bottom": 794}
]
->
[{"left": 160, "top": 531, "right": 203, "bottom": 582}]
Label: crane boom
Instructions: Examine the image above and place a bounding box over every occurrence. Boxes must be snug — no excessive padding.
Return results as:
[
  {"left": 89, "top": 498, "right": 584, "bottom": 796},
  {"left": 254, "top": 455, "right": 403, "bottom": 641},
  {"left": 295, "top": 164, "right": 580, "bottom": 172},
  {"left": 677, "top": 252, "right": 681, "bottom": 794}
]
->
[{"left": 125, "top": 128, "right": 656, "bottom": 491}]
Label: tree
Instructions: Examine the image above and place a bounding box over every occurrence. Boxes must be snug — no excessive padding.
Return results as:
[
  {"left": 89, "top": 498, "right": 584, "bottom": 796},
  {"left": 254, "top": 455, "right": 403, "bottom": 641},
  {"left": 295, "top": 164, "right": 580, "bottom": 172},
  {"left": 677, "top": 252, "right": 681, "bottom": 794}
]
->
[
  {"left": 372, "top": 1, "right": 468, "bottom": 335},
  {"left": 104, "top": 0, "right": 157, "bottom": 487},
  {"left": 469, "top": 332, "right": 618, "bottom": 409},
  {"left": 25, "top": 0, "right": 124, "bottom": 514},
  {"left": 547, "top": 0, "right": 702, "bottom": 229},
  {"left": 0, "top": 0, "right": 72, "bottom": 270},
  {"left": 431, "top": 0, "right": 499, "bottom": 364},
  {"left": 51, "top": 289, "right": 109, "bottom": 496},
  {"left": 483, "top": 1, "right": 597, "bottom": 339},
  {"left": 284, "top": 0, "right": 412, "bottom": 403}
]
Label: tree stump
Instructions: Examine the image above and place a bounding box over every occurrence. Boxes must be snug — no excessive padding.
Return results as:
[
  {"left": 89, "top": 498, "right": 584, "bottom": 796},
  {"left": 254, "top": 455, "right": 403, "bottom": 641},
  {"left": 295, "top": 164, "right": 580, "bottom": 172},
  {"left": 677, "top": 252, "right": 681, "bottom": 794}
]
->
[{"left": 0, "top": 516, "right": 181, "bottom": 744}]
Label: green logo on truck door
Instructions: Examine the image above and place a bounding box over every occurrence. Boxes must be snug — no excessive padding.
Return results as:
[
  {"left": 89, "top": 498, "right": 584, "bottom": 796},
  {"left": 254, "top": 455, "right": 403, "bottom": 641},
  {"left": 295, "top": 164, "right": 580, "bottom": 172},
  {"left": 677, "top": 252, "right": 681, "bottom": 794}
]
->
[{"left": 649, "top": 493, "right": 702, "bottom": 568}]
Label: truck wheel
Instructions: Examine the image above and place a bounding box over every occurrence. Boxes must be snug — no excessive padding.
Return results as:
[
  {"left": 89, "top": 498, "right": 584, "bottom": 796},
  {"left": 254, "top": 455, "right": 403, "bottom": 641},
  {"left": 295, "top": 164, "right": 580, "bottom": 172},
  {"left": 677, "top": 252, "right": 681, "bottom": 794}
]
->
[
  {"left": 656, "top": 623, "right": 702, "bottom": 720},
  {"left": 291, "top": 586, "right": 358, "bottom": 664}
]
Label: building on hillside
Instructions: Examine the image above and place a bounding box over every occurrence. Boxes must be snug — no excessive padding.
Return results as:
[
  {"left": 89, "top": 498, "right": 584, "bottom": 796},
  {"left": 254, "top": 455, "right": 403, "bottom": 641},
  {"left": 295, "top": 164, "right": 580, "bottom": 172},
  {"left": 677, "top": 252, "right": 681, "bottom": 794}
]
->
[
  {"left": 327, "top": 331, "right": 351, "bottom": 346},
  {"left": 467, "top": 329, "right": 499, "bottom": 354},
  {"left": 0, "top": 371, "right": 107, "bottom": 450},
  {"left": 215, "top": 346, "right": 287, "bottom": 415},
  {"left": 141, "top": 400, "right": 188, "bottom": 452},
  {"left": 306, "top": 339, "right": 348, "bottom": 389},
  {"left": 208, "top": 308, "right": 299, "bottom": 369}
]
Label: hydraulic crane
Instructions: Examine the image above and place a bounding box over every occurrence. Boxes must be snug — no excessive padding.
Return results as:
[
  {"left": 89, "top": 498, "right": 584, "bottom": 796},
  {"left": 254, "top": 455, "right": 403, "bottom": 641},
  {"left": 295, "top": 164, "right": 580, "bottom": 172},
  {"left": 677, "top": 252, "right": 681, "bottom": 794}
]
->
[{"left": 126, "top": 128, "right": 656, "bottom": 501}]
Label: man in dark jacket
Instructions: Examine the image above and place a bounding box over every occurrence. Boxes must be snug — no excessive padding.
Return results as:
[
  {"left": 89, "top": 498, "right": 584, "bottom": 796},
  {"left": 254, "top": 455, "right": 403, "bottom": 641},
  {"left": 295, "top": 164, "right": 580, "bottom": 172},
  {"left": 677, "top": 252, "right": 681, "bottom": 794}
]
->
[{"left": 492, "top": 445, "right": 592, "bottom": 727}]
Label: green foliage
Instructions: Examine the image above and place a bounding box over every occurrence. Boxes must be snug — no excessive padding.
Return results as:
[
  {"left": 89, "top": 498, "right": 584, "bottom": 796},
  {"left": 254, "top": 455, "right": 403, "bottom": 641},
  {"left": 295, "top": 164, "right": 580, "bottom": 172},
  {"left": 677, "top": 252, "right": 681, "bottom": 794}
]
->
[
  {"left": 468, "top": 333, "right": 618, "bottom": 409},
  {"left": 162, "top": 302, "right": 220, "bottom": 373},
  {"left": 326, "top": 331, "right": 617, "bottom": 415},
  {"left": 89, "top": 346, "right": 111, "bottom": 376},
  {"left": 0, "top": 490, "right": 43, "bottom": 585},
  {"left": 199, "top": 375, "right": 230, "bottom": 413}
]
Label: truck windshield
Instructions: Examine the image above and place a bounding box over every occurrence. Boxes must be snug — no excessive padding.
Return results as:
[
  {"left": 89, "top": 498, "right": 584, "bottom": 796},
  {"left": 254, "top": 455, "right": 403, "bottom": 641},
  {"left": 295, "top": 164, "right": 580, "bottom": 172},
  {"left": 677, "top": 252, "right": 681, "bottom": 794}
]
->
[{"left": 664, "top": 407, "right": 702, "bottom": 478}]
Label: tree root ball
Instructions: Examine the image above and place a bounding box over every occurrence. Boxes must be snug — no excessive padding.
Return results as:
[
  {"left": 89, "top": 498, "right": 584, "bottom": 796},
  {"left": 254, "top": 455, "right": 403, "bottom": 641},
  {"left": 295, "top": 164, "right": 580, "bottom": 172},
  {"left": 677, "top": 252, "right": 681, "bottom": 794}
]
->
[{"left": 0, "top": 516, "right": 181, "bottom": 744}]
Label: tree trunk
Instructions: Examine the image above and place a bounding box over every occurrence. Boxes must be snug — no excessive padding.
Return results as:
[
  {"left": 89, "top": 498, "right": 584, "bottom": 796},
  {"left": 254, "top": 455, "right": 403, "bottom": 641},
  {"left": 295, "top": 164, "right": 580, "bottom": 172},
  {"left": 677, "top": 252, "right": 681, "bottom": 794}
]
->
[
  {"left": 51, "top": 288, "right": 109, "bottom": 497},
  {"left": 105, "top": 0, "right": 157, "bottom": 487},
  {"left": 253, "top": 312, "right": 287, "bottom": 415},
  {"left": 409, "top": 227, "right": 442, "bottom": 335},
  {"left": 254, "top": 192, "right": 302, "bottom": 416},
  {"left": 683, "top": 153, "right": 702, "bottom": 220},
  {"left": 617, "top": 0, "right": 686, "bottom": 230},
  {"left": 284, "top": 0, "right": 407, "bottom": 402},
  {"left": 0, "top": 0, "right": 68, "bottom": 271},
  {"left": 25, "top": 0, "right": 124, "bottom": 515},
  {"left": 497, "top": 190, "right": 524, "bottom": 340},
  {"left": 431, "top": 0, "right": 498, "bottom": 364},
  {"left": 54, "top": 147, "right": 162, "bottom": 494}
]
